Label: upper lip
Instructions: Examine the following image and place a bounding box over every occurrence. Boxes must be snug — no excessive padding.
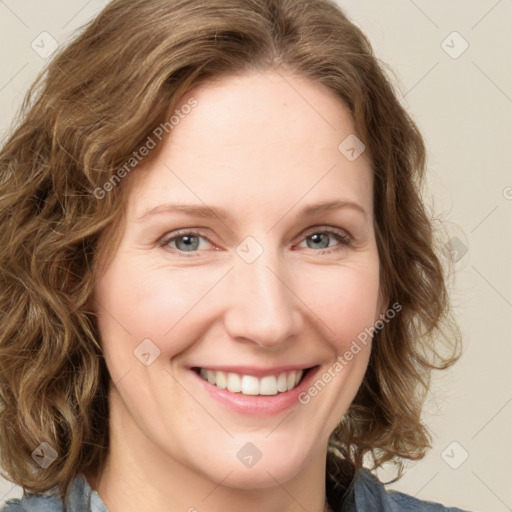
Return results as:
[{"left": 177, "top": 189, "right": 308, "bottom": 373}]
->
[{"left": 191, "top": 364, "right": 317, "bottom": 378}]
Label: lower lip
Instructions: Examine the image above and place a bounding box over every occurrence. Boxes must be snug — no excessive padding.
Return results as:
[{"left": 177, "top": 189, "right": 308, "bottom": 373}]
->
[{"left": 190, "top": 367, "right": 320, "bottom": 416}]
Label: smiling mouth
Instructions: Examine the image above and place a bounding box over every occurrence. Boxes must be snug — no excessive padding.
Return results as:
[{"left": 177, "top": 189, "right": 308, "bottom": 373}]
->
[{"left": 192, "top": 367, "right": 312, "bottom": 396}]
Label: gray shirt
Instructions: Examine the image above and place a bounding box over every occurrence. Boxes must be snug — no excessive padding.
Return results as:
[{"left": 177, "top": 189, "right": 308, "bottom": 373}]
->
[{"left": 1, "top": 468, "right": 471, "bottom": 512}]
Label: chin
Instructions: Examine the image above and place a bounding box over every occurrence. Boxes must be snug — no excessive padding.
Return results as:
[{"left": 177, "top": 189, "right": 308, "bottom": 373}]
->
[
  {"left": 220, "top": 461, "right": 305, "bottom": 490},
  {"left": 194, "top": 444, "right": 312, "bottom": 490}
]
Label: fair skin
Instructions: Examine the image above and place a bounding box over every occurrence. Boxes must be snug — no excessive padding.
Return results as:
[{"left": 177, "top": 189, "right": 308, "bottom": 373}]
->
[{"left": 89, "top": 68, "right": 386, "bottom": 512}]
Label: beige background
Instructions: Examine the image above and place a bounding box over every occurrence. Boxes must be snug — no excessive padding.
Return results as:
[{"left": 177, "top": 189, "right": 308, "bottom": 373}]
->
[{"left": 0, "top": 1, "right": 511, "bottom": 511}]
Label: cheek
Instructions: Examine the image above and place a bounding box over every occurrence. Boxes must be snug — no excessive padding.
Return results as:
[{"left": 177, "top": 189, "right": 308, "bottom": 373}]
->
[
  {"left": 299, "top": 260, "right": 381, "bottom": 350},
  {"left": 94, "top": 256, "right": 228, "bottom": 363},
  {"left": 95, "top": 247, "right": 381, "bottom": 371}
]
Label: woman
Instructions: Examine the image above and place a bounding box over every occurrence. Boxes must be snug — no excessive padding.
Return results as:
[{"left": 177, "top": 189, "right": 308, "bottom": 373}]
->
[{"left": 0, "top": 0, "right": 469, "bottom": 511}]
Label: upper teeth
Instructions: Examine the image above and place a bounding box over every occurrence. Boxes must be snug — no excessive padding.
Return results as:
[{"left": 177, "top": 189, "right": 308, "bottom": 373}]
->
[{"left": 198, "top": 369, "right": 304, "bottom": 395}]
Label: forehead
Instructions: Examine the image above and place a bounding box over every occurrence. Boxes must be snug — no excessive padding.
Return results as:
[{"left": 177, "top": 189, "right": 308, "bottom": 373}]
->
[{"left": 126, "top": 70, "right": 373, "bottom": 222}]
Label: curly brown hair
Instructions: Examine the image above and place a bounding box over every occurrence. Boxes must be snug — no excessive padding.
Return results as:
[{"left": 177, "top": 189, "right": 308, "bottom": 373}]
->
[{"left": 0, "top": 0, "right": 462, "bottom": 502}]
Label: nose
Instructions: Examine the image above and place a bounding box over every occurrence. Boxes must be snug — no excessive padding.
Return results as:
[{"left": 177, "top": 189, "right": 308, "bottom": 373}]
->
[{"left": 222, "top": 245, "right": 303, "bottom": 350}]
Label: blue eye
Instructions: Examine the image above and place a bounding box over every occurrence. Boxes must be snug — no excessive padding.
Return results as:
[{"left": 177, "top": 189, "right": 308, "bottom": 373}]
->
[
  {"left": 162, "top": 231, "right": 212, "bottom": 253},
  {"left": 159, "top": 227, "right": 352, "bottom": 257},
  {"left": 300, "top": 230, "right": 352, "bottom": 252}
]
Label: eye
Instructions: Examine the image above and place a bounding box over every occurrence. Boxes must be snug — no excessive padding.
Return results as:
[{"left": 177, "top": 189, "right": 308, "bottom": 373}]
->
[
  {"left": 159, "top": 227, "right": 353, "bottom": 257},
  {"left": 297, "top": 228, "right": 352, "bottom": 254},
  {"left": 159, "top": 230, "right": 213, "bottom": 256}
]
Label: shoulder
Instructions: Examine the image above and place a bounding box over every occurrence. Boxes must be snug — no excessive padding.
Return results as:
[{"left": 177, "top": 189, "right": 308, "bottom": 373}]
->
[
  {"left": 1, "top": 494, "right": 63, "bottom": 512},
  {"left": 0, "top": 500, "right": 24, "bottom": 512},
  {"left": 0, "top": 474, "right": 107, "bottom": 512},
  {"left": 344, "top": 467, "right": 472, "bottom": 512}
]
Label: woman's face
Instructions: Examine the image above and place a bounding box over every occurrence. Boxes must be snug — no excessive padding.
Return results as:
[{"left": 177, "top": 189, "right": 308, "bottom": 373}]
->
[{"left": 94, "top": 69, "right": 385, "bottom": 489}]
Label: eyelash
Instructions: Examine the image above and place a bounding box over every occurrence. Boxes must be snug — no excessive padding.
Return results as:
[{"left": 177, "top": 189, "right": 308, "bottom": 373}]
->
[{"left": 158, "top": 227, "right": 353, "bottom": 258}]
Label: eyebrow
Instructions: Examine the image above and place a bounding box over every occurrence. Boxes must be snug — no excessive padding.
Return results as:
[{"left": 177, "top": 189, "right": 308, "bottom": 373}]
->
[{"left": 135, "top": 198, "right": 368, "bottom": 223}]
